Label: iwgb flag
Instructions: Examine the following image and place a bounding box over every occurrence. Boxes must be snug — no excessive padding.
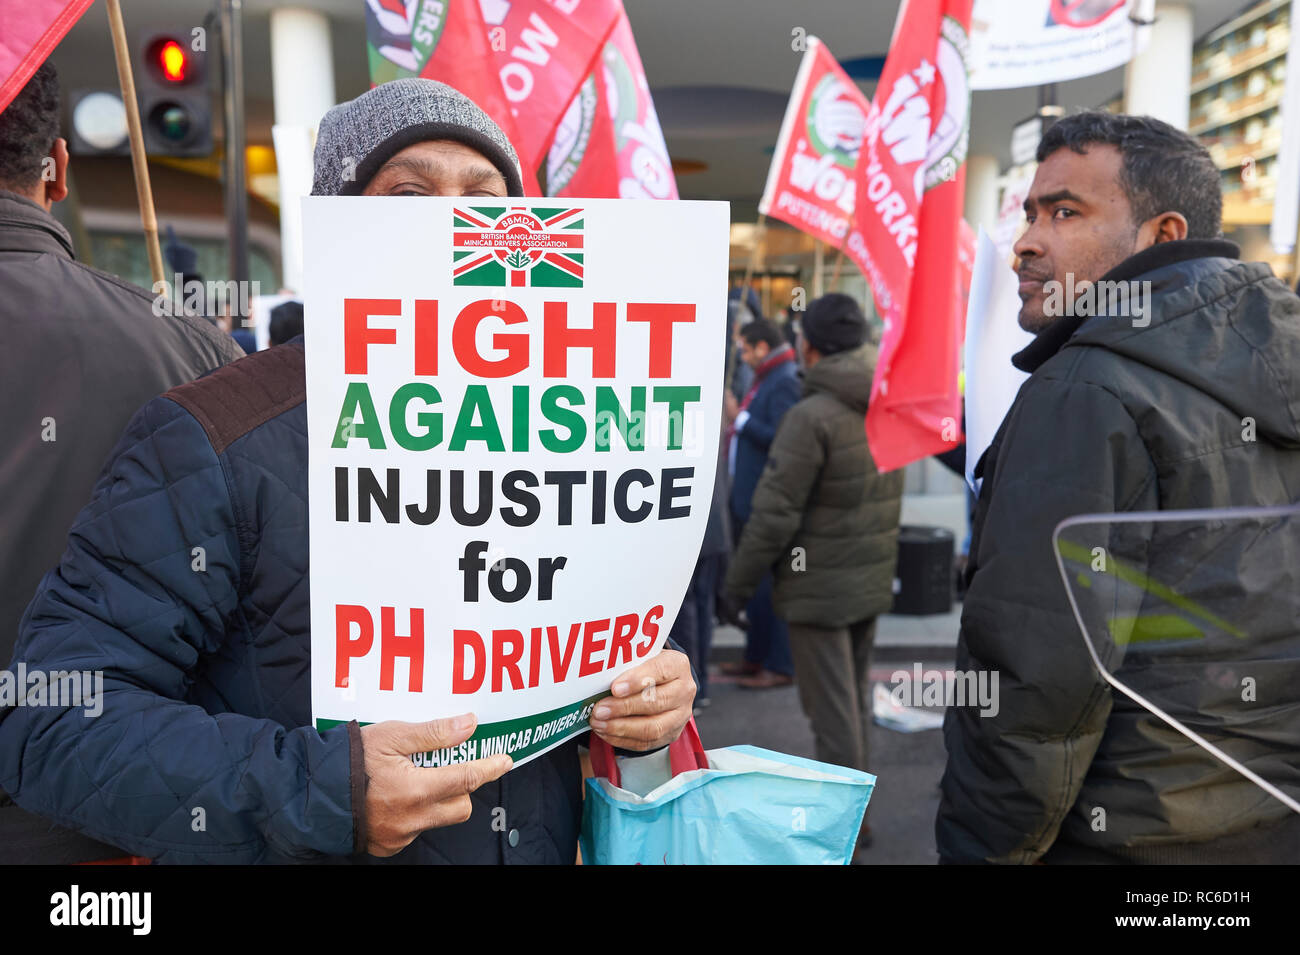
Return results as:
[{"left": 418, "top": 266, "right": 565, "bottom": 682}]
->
[
  {"left": 0, "top": 0, "right": 93, "bottom": 114},
  {"left": 757, "top": 37, "right": 869, "bottom": 247},
  {"left": 547, "top": 7, "right": 677, "bottom": 200},
  {"left": 366, "top": 1, "right": 620, "bottom": 192},
  {"left": 856, "top": 0, "right": 974, "bottom": 472},
  {"left": 453, "top": 204, "right": 585, "bottom": 287},
  {"left": 477, "top": 0, "right": 621, "bottom": 173},
  {"left": 365, "top": 0, "right": 536, "bottom": 193}
]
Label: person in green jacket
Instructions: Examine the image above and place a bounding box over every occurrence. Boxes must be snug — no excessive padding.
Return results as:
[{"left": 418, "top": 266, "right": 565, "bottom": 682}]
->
[{"left": 724, "top": 293, "right": 904, "bottom": 850}]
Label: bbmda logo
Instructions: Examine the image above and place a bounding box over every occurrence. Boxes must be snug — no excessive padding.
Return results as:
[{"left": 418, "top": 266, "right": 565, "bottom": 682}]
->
[{"left": 452, "top": 206, "right": 585, "bottom": 287}]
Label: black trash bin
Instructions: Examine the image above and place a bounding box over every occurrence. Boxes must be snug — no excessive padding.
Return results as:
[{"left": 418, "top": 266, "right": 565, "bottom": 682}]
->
[{"left": 891, "top": 525, "right": 954, "bottom": 616}]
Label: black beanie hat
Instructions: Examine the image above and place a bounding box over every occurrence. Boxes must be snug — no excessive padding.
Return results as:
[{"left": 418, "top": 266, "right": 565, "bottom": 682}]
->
[{"left": 801, "top": 293, "right": 868, "bottom": 355}]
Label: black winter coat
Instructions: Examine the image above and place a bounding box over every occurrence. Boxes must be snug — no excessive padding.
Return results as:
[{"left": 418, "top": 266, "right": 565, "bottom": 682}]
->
[
  {"left": 0, "top": 191, "right": 240, "bottom": 862},
  {"left": 938, "top": 240, "right": 1300, "bottom": 863}
]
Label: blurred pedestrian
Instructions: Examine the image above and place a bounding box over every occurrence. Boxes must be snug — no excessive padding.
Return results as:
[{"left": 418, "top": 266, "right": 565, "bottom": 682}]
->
[
  {"left": 0, "top": 62, "right": 241, "bottom": 863},
  {"left": 164, "top": 227, "right": 256, "bottom": 354},
  {"left": 722, "top": 318, "right": 801, "bottom": 688},
  {"left": 270, "top": 299, "right": 305, "bottom": 345},
  {"left": 724, "top": 293, "right": 903, "bottom": 855},
  {"left": 725, "top": 285, "right": 761, "bottom": 401}
]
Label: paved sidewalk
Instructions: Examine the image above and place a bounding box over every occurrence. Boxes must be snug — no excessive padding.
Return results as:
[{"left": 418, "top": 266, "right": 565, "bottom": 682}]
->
[{"left": 710, "top": 602, "right": 962, "bottom": 654}]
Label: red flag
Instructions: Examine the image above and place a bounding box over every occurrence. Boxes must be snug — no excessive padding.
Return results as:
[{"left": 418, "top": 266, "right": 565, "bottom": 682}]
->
[
  {"left": 548, "top": 7, "right": 676, "bottom": 200},
  {"left": 852, "top": 0, "right": 974, "bottom": 472},
  {"left": 366, "top": 0, "right": 538, "bottom": 193},
  {"left": 757, "top": 37, "right": 869, "bottom": 247},
  {"left": 416, "top": 1, "right": 539, "bottom": 193},
  {"left": 547, "top": 69, "right": 616, "bottom": 197},
  {"left": 480, "top": 0, "right": 621, "bottom": 173},
  {"left": 0, "top": 0, "right": 94, "bottom": 115}
]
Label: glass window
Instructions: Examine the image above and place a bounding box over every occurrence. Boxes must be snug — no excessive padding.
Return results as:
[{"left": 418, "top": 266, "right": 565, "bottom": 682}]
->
[{"left": 84, "top": 231, "right": 280, "bottom": 302}]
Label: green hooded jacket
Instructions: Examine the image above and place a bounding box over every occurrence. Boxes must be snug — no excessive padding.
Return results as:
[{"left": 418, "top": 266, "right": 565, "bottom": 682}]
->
[{"left": 724, "top": 341, "right": 904, "bottom": 627}]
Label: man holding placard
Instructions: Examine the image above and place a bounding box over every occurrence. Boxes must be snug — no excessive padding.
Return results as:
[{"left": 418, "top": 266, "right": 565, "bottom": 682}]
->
[{"left": 0, "top": 79, "right": 723, "bottom": 865}]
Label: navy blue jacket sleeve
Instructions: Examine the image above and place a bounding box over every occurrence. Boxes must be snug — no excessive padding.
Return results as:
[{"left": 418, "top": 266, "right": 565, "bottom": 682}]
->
[
  {"left": 739, "top": 376, "right": 802, "bottom": 452},
  {"left": 0, "top": 397, "right": 357, "bottom": 863}
]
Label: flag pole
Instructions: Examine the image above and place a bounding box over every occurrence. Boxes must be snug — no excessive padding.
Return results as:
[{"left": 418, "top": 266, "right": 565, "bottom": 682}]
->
[
  {"left": 105, "top": 0, "right": 165, "bottom": 288},
  {"left": 812, "top": 239, "right": 824, "bottom": 299},
  {"left": 830, "top": 213, "right": 852, "bottom": 288}
]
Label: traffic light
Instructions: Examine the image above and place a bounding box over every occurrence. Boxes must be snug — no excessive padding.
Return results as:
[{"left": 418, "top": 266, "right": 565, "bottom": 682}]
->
[{"left": 135, "top": 30, "right": 213, "bottom": 156}]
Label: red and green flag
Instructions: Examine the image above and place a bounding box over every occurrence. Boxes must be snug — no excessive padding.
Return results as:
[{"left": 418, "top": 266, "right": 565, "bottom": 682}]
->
[
  {"left": 548, "top": 6, "right": 677, "bottom": 200},
  {"left": 477, "top": 0, "right": 621, "bottom": 173},
  {"left": 365, "top": 0, "right": 539, "bottom": 194}
]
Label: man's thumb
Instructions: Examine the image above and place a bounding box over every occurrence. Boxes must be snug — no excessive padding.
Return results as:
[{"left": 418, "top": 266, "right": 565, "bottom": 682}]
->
[{"left": 381, "top": 714, "right": 477, "bottom": 756}]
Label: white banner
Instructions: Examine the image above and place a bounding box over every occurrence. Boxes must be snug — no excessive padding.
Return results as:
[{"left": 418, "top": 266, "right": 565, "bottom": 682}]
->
[
  {"left": 970, "top": 0, "right": 1152, "bottom": 90},
  {"left": 1271, "top": 12, "right": 1300, "bottom": 255},
  {"left": 302, "top": 196, "right": 729, "bottom": 767},
  {"left": 992, "top": 162, "right": 1036, "bottom": 264},
  {"left": 963, "top": 227, "right": 1033, "bottom": 493}
]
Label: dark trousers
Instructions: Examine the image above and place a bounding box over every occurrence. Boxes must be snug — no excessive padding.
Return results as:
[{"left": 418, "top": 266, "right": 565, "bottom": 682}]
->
[
  {"left": 731, "top": 515, "right": 793, "bottom": 677},
  {"left": 787, "top": 618, "right": 877, "bottom": 777},
  {"left": 743, "top": 573, "right": 794, "bottom": 676},
  {"left": 668, "top": 553, "right": 723, "bottom": 698}
]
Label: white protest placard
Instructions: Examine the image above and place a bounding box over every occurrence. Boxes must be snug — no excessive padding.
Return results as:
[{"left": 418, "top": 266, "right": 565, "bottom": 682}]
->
[{"left": 302, "top": 197, "right": 729, "bottom": 768}]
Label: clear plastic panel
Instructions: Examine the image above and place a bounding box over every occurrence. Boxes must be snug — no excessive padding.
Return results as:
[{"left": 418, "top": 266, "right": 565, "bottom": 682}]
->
[{"left": 1052, "top": 505, "right": 1300, "bottom": 815}]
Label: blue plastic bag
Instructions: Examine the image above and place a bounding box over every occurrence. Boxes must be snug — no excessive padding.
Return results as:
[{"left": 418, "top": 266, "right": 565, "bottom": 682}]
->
[{"left": 580, "top": 744, "right": 875, "bottom": 865}]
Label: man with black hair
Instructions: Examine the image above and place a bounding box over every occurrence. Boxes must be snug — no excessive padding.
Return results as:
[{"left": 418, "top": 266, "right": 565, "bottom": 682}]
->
[
  {"left": 0, "top": 62, "right": 241, "bottom": 862},
  {"left": 269, "top": 299, "right": 305, "bottom": 345},
  {"left": 937, "top": 111, "right": 1300, "bottom": 863},
  {"left": 722, "top": 318, "right": 801, "bottom": 688}
]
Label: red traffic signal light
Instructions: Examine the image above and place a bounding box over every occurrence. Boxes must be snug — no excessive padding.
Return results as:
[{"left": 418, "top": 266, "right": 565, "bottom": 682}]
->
[
  {"left": 159, "top": 40, "right": 187, "bottom": 82},
  {"left": 136, "top": 31, "right": 212, "bottom": 156},
  {"left": 144, "top": 36, "right": 195, "bottom": 86}
]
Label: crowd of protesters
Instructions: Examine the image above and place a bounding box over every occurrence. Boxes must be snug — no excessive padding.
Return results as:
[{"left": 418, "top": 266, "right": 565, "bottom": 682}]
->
[{"left": 1, "top": 59, "right": 1298, "bottom": 866}]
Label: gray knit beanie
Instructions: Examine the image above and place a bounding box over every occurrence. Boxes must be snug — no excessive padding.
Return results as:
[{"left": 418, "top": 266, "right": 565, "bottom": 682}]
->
[{"left": 310, "top": 78, "right": 524, "bottom": 197}]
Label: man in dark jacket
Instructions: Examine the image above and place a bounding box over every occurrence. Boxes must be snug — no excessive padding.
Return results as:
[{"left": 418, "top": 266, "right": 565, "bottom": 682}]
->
[
  {"left": 937, "top": 111, "right": 1300, "bottom": 863},
  {"left": 0, "top": 78, "right": 695, "bottom": 864},
  {"left": 724, "top": 294, "right": 903, "bottom": 850},
  {"left": 723, "top": 318, "right": 802, "bottom": 688},
  {"left": 0, "top": 63, "right": 241, "bottom": 863}
]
